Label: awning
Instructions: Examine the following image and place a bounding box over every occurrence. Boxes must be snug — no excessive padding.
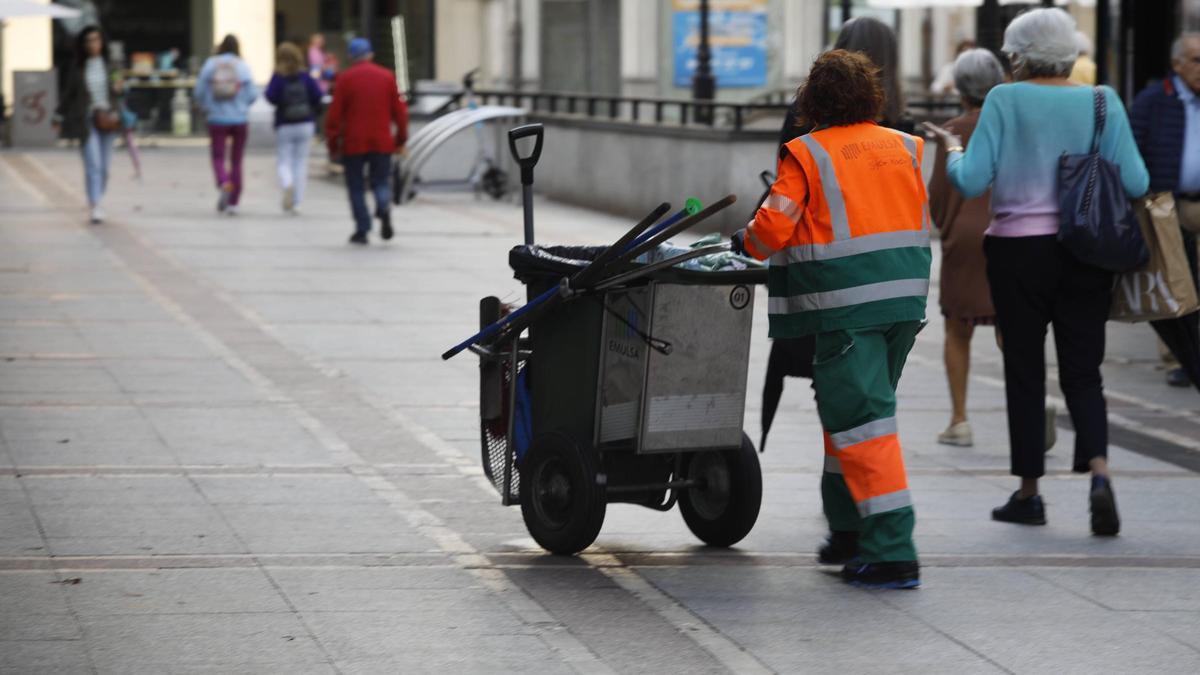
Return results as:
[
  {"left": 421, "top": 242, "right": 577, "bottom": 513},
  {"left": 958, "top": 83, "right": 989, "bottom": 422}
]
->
[{"left": 0, "top": 0, "right": 82, "bottom": 20}]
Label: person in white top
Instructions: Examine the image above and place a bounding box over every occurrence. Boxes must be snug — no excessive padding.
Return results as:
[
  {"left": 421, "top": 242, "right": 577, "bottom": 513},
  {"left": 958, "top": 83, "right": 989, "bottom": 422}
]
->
[{"left": 53, "top": 25, "right": 122, "bottom": 224}]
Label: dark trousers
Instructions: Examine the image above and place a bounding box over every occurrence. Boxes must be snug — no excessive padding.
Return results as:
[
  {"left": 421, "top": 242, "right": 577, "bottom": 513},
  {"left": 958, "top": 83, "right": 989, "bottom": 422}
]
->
[
  {"left": 984, "top": 235, "right": 1113, "bottom": 478},
  {"left": 343, "top": 153, "right": 391, "bottom": 235}
]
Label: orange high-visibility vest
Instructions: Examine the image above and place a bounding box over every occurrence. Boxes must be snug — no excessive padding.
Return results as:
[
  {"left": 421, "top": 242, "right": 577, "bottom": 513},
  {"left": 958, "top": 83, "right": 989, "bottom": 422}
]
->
[{"left": 744, "top": 122, "right": 932, "bottom": 337}]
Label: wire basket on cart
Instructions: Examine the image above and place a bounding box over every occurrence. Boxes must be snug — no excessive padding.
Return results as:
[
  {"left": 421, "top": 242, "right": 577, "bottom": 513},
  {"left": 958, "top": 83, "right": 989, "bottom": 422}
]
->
[{"left": 479, "top": 338, "right": 524, "bottom": 503}]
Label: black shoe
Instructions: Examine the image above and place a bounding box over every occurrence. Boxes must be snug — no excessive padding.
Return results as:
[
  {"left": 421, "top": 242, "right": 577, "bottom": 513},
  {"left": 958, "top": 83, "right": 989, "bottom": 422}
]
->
[
  {"left": 817, "top": 531, "right": 859, "bottom": 565},
  {"left": 379, "top": 210, "right": 393, "bottom": 241},
  {"left": 992, "top": 491, "right": 1047, "bottom": 525},
  {"left": 842, "top": 561, "right": 920, "bottom": 589},
  {"left": 1090, "top": 475, "right": 1120, "bottom": 536},
  {"left": 348, "top": 232, "right": 368, "bottom": 245},
  {"left": 1167, "top": 367, "right": 1191, "bottom": 388}
]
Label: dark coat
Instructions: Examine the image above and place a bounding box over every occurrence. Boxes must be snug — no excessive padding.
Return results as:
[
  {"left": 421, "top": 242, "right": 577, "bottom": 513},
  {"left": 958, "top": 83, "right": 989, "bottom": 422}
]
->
[
  {"left": 54, "top": 59, "right": 120, "bottom": 142},
  {"left": 1131, "top": 77, "right": 1187, "bottom": 193}
]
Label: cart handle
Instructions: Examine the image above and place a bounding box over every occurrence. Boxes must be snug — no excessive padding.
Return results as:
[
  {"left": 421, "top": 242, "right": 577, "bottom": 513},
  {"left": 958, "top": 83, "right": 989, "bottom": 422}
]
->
[
  {"left": 508, "top": 123, "right": 544, "bottom": 187},
  {"left": 441, "top": 280, "right": 566, "bottom": 361}
]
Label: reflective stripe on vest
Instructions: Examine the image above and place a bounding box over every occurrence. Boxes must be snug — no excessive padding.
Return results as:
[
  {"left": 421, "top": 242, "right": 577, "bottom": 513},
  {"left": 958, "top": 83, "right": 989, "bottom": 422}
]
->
[
  {"left": 765, "top": 192, "right": 803, "bottom": 223},
  {"left": 858, "top": 488, "right": 913, "bottom": 518},
  {"left": 769, "top": 230, "right": 931, "bottom": 265},
  {"left": 829, "top": 417, "right": 898, "bottom": 451},
  {"left": 767, "top": 278, "right": 930, "bottom": 313},
  {"left": 798, "top": 135, "right": 852, "bottom": 241}
]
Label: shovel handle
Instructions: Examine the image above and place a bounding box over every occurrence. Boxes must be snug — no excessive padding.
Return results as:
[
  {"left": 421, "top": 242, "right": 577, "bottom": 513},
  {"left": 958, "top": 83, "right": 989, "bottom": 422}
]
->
[{"left": 508, "top": 124, "right": 544, "bottom": 186}]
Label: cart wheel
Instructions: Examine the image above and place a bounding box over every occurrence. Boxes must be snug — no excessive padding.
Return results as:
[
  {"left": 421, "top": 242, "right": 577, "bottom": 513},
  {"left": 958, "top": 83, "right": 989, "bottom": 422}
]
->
[
  {"left": 679, "top": 434, "right": 762, "bottom": 547},
  {"left": 520, "top": 432, "right": 606, "bottom": 555}
]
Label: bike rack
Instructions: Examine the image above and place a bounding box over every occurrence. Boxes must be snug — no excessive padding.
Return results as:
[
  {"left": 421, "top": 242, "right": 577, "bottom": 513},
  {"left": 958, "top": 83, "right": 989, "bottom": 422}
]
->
[{"left": 396, "top": 105, "right": 528, "bottom": 205}]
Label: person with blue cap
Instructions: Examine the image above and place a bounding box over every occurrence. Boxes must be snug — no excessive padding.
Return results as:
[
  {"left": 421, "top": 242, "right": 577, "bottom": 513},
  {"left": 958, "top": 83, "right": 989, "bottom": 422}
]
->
[{"left": 325, "top": 37, "right": 410, "bottom": 244}]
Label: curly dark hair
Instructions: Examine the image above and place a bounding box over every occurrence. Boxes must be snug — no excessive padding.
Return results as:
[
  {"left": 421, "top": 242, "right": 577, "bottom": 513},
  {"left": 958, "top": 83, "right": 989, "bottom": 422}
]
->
[{"left": 796, "top": 50, "right": 885, "bottom": 128}]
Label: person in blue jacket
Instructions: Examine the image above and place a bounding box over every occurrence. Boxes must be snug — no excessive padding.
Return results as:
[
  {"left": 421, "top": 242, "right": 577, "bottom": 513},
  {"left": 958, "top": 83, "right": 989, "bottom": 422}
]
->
[
  {"left": 264, "top": 42, "right": 323, "bottom": 214},
  {"left": 193, "top": 34, "right": 258, "bottom": 215},
  {"left": 1130, "top": 32, "right": 1200, "bottom": 391}
]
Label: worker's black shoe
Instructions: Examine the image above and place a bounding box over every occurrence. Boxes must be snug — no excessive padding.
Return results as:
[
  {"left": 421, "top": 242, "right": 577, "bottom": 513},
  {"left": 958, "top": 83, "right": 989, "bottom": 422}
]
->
[
  {"left": 1090, "top": 475, "right": 1120, "bottom": 537},
  {"left": 348, "top": 232, "right": 368, "bottom": 245},
  {"left": 817, "top": 531, "right": 860, "bottom": 565},
  {"left": 842, "top": 561, "right": 920, "bottom": 590},
  {"left": 379, "top": 210, "right": 394, "bottom": 241},
  {"left": 992, "top": 491, "right": 1047, "bottom": 525}
]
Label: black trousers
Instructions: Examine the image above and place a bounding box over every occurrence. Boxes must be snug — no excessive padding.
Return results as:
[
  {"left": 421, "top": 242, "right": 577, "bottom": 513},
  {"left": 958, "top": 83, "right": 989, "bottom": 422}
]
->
[{"left": 984, "top": 235, "right": 1113, "bottom": 478}]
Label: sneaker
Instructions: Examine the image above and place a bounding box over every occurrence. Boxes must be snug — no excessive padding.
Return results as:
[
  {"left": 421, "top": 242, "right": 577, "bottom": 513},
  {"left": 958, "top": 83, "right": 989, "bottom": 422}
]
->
[
  {"left": 1045, "top": 404, "right": 1057, "bottom": 453},
  {"left": 817, "top": 531, "right": 859, "bottom": 565},
  {"left": 842, "top": 561, "right": 920, "bottom": 589},
  {"left": 224, "top": 205, "right": 238, "bottom": 216},
  {"left": 1090, "top": 475, "right": 1120, "bottom": 536},
  {"left": 282, "top": 186, "right": 295, "bottom": 213},
  {"left": 1167, "top": 367, "right": 1191, "bottom": 388},
  {"left": 937, "top": 421, "right": 973, "bottom": 447},
  {"left": 348, "top": 232, "right": 368, "bottom": 245},
  {"left": 217, "top": 182, "right": 233, "bottom": 213},
  {"left": 379, "top": 210, "right": 394, "bottom": 241},
  {"left": 992, "top": 491, "right": 1047, "bottom": 525},
  {"left": 89, "top": 205, "right": 104, "bottom": 224}
]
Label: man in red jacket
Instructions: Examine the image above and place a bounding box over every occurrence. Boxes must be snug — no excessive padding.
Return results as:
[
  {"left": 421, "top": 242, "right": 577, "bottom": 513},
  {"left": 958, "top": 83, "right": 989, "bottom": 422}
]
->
[{"left": 325, "top": 38, "right": 409, "bottom": 244}]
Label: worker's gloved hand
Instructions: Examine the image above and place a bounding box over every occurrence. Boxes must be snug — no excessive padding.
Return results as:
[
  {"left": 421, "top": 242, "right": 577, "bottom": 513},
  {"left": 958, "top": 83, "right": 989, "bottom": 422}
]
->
[{"left": 730, "top": 230, "right": 747, "bottom": 256}]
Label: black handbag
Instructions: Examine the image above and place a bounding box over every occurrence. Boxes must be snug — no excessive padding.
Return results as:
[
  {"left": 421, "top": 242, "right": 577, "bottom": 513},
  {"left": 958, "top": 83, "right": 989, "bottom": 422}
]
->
[{"left": 1057, "top": 87, "right": 1148, "bottom": 272}]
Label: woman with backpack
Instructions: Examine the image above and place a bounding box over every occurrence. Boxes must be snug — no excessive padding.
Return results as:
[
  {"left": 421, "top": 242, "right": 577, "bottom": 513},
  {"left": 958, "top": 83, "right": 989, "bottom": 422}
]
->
[
  {"left": 265, "top": 42, "right": 323, "bottom": 214},
  {"left": 193, "top": 34, "right": 258, "bottom": 215},
  {"left": 53, "top": 25, "right": 123, "bottom": 224}
]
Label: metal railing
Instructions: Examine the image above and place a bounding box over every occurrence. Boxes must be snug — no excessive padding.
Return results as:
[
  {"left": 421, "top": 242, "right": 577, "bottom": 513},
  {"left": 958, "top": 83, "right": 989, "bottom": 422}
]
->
[
  {"left": 415, "top": 87, "right": 965, "bottom": 132},
  {"left": 472, "top": 89, "right": 791, "bottom": 132}
]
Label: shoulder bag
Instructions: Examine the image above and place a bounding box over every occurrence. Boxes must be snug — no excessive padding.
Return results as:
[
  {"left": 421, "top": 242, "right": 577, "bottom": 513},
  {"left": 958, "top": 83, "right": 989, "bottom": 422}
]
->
[{"left": 1057, "top": 87, "right": 1148, "bottom": 272}]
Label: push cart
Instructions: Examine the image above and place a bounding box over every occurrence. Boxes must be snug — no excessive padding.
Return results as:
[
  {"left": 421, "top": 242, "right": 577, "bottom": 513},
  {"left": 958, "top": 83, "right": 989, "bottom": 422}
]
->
[{"left": 444, "top": 124, "right": 767, "bottom": 555}]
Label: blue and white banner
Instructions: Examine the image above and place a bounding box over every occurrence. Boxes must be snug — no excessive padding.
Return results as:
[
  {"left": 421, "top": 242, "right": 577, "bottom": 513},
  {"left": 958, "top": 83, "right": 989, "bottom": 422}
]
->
[{"left": 672, "top": 0, "right": 768, "bottom": 89}]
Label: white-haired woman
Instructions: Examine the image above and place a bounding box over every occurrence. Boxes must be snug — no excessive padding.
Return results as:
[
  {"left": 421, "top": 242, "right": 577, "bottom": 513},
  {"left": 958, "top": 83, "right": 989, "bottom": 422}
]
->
[
  {"left": 925, "top": 8, "right": 1149, "bottom": 536},
  {"left": 928, "top": 49, "right": 1006, "bottom": 449}
]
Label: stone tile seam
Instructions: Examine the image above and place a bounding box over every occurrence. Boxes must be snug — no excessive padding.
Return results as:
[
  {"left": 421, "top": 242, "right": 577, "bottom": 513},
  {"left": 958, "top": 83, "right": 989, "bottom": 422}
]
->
[
  {"left": 101, "top": 160, "right": 761, "bottom": 674},
  {"left": 192, "top": 232, "right": 775, "bottom": 674},
  {"left": 5, "top": 153, "right": 617, "bottom": 675}
]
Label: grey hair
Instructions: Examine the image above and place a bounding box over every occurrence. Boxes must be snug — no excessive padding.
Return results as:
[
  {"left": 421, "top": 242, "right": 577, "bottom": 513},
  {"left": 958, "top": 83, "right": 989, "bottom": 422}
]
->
[
  {"left": 1174, "top": 33, "right": 1200, "bottom": 61},
  {"left": 1002, "top": 8, "right": 1078, "bottom": 79},
  {"left": 954, "top": 49, "right": 1006, "bottom": 107}
]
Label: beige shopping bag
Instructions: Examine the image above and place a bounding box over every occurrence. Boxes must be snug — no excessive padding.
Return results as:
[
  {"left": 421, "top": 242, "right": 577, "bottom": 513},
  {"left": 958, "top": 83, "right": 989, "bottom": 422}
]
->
[{"left": 1110, "top": 193, "right": 1200, "bottom": 322}]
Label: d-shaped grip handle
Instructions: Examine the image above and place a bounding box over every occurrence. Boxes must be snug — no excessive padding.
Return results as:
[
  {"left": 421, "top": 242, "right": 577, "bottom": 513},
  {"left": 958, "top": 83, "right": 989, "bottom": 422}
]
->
[{"left": 508, "top": 123, "right": 544, "bottom": 186}]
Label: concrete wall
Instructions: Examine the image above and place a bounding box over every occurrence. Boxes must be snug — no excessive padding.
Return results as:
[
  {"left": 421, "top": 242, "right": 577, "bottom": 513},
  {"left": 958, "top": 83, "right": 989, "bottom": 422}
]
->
[
  {"left": 530, "top": 119, "right": 775, "bottom": 233},
  {"left": 403, "top": 116, "right": 774, "bottom": 234}
]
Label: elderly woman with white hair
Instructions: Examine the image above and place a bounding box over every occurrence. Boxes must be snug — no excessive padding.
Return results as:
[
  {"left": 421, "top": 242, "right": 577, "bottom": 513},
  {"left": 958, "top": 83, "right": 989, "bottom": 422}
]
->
[
  {"left": 925, "top": 8, "right": 1149, "bottom": 536},
  {"left": 928, "top": 49, "right": 1006, "bottom": 450}
]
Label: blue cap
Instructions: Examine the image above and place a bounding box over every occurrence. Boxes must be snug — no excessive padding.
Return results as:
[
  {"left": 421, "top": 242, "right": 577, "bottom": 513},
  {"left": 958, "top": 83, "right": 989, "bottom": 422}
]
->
[{"left": 348, "top": 38, "right": 372, "bottom": 60}]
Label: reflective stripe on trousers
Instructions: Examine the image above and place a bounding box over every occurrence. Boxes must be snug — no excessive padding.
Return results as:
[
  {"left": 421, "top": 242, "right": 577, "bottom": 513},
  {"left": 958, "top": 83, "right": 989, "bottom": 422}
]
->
[{"left": 767, "top": 278, "right": 930, "bottom": 314}]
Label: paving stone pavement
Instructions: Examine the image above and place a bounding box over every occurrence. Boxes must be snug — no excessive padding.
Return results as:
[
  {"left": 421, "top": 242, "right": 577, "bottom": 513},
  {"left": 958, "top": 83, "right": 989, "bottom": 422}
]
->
[{"left": 1, "top": 146, "right": 1199, "bottom": 674}]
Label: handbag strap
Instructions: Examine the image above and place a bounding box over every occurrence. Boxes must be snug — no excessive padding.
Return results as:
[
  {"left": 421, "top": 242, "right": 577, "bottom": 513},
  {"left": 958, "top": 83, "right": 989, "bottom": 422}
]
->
[{"left": 1090, "top": 86, "right": 1106, "bottom": 154}]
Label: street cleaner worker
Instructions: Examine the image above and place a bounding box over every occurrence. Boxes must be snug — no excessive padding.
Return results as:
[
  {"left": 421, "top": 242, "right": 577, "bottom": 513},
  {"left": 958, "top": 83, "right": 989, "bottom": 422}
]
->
[{"left": 732, "top": 49, "right": 931, "bottom": 589}]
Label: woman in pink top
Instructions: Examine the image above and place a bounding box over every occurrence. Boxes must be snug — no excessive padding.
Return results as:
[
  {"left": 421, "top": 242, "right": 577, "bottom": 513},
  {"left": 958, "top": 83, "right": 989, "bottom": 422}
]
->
[{"left": 308, "top": 33, "right": 331, "bottom": 94}]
